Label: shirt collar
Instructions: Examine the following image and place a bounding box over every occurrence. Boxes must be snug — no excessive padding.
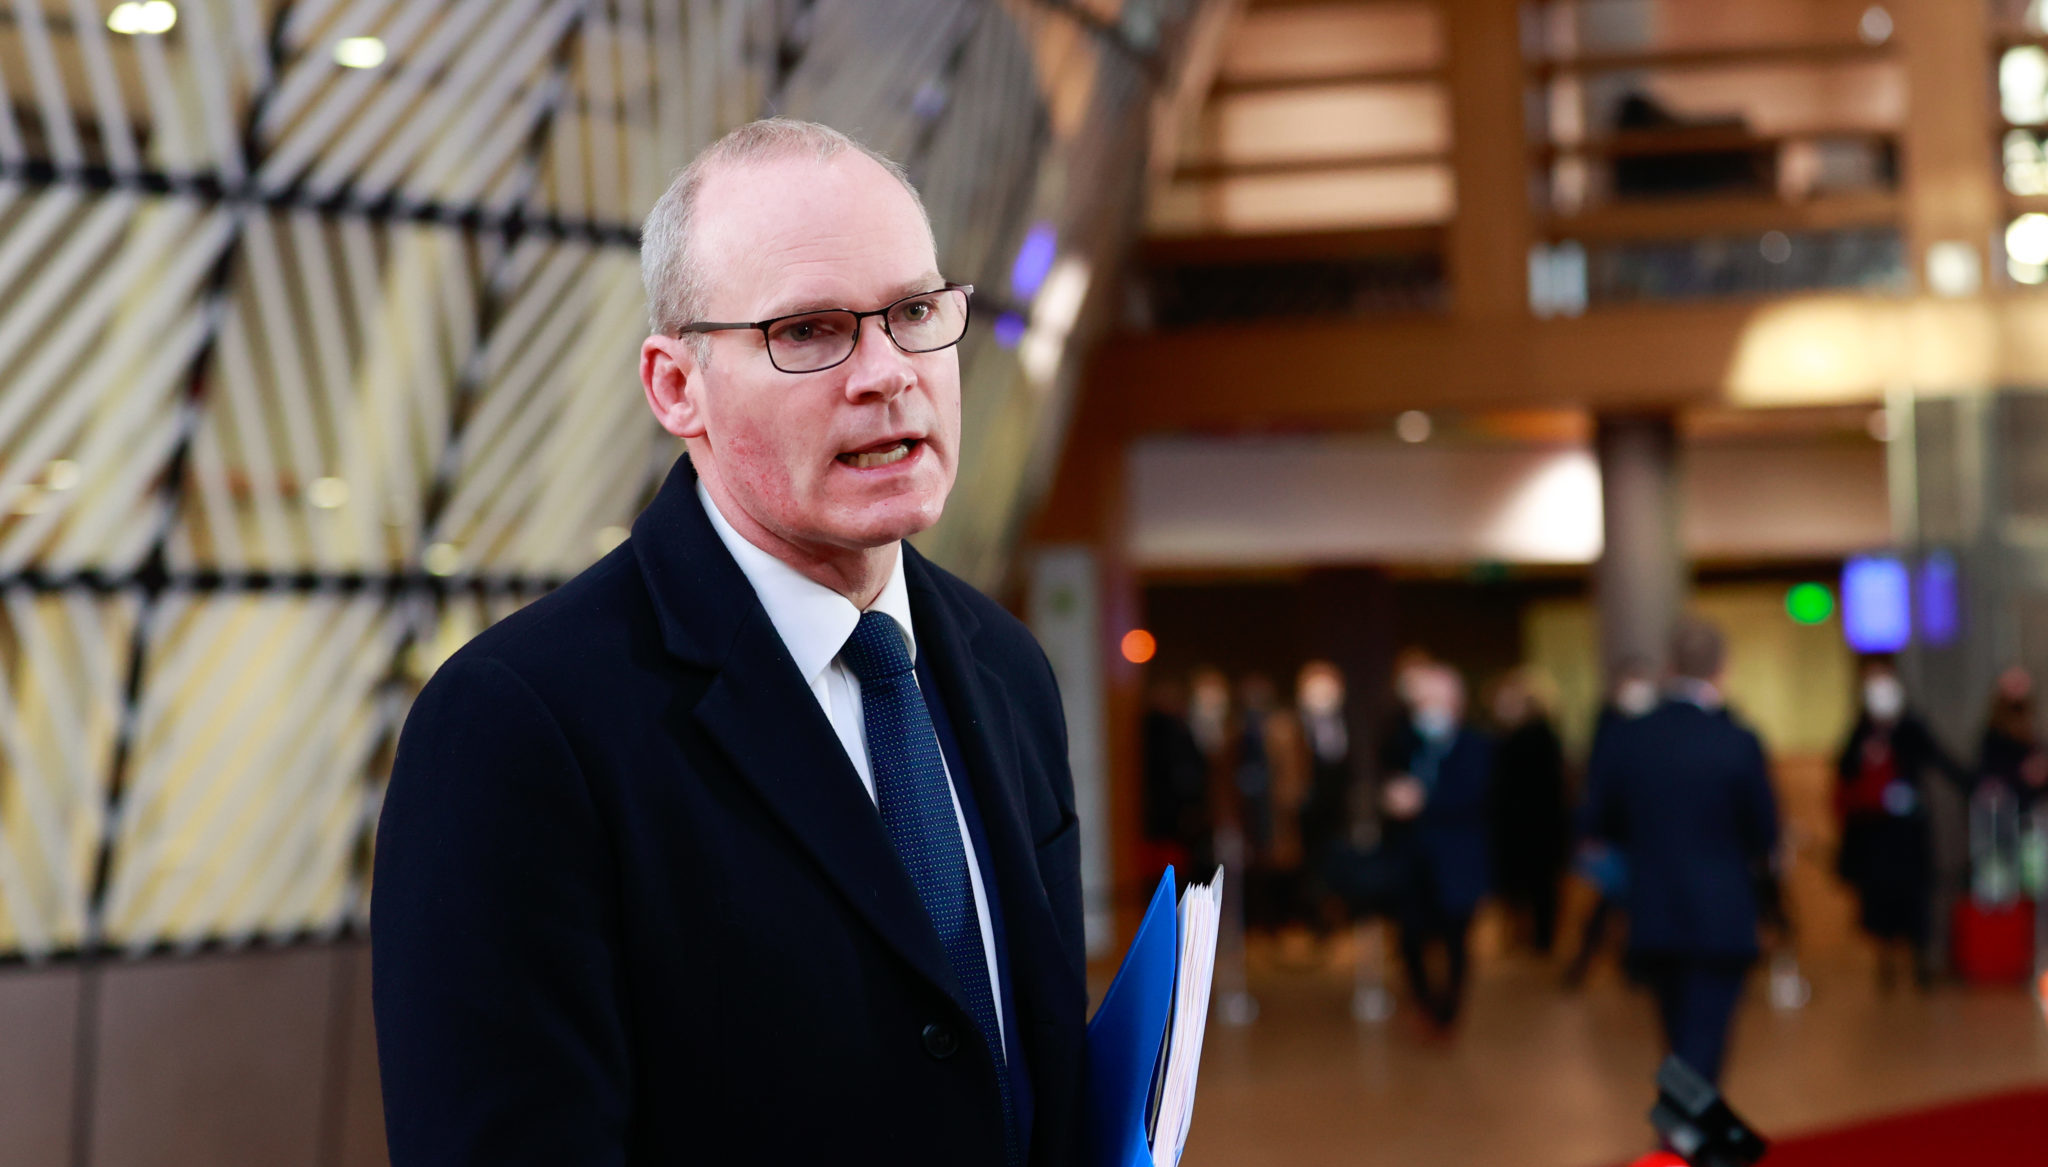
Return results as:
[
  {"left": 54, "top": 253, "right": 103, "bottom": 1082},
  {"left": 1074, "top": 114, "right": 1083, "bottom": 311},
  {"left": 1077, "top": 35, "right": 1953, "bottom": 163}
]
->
[
  {"left": 1668, "top": 678, "right": 1724, "bottom": 711},
  {"left": 697, "top": 480, "right": 915, "bottom": 685}
]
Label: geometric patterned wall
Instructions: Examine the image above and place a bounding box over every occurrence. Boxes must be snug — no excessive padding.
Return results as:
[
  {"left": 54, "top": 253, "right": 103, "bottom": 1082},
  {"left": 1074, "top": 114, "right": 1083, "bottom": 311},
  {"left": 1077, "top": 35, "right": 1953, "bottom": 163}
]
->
[{"left": 0, "top": 0, "right": 1207, "bottom": 961}]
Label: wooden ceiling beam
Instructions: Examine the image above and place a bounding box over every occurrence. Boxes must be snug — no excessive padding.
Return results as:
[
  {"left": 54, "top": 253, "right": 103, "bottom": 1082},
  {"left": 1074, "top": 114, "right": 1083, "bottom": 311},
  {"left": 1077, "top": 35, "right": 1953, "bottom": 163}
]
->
[
  {"left": 1086, "top": 294, "right": 2048, "bottom": 435},
  {"left": 1540, "top": 191, "right": 1901, "bottom": 241},
  {"left": 1527, "top": 41, "right": 1894, "bottom": 76},
  {"left": 1211, "top": 67, "right": 1445, "bottom": 94},
  {"left": 1139, "top": 225, "right": 1446, "bottom": 263}
]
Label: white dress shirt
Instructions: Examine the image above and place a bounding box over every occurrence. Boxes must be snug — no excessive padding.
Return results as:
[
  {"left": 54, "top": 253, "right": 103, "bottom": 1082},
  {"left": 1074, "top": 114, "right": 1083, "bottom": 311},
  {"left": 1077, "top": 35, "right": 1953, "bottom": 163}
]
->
[{"left": 698, "top": 481, "right": 1005, "bottom": 1051}]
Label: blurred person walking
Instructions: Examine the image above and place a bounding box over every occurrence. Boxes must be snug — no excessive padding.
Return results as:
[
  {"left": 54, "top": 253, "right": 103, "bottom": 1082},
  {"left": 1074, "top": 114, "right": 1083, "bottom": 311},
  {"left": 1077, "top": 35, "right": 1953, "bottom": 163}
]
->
[
  {"left": 1585, "top": 620, "right": 1780, "bottom": 1084},
  {"left": 1189, "top": 666, "right": 1232, "bottom": 762},
  {"left": 1142, "top": 674, "right": 1212, "bottom": 888},
  {"left": 1235, "top": 674, "right": 1310, "bottom": 934},
  {"left": 1565, "top": 658, "right": 1659, "bottom": 988},
  {"left": 1833, "top": 659, "right": 1963, "bottom": 989},
  {"left": 1380, "top": 663, "right": 1493, "bottom": 1031},
  {"left": 1294, "top": 661, "right": 1355, "bottom": 936},
  {"left": 1488, "top": 667, "right": 1569, "bottom": 954},
  {"left": 1234, "top": 674, "right": 1279, "bottom": 858},
  {"left": 1952, "top": 665, "right": 2048, "bottom": 984},
  {"left": 1977, "top": 665, "right": 2048, "bottom": 809}
]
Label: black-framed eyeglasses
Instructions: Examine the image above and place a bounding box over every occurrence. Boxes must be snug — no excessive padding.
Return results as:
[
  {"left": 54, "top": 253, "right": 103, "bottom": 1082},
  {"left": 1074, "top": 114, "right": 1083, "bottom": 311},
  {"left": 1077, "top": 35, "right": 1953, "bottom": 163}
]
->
[{"left": 677, "top": 283, "right": 974, "bottom": 374}]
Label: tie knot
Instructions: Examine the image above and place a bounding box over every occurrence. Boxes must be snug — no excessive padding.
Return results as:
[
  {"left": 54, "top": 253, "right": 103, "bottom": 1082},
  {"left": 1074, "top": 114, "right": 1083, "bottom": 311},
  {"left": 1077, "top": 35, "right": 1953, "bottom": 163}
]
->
[{"left": 841, "top": 610, "right": 913, "bottom": 683}]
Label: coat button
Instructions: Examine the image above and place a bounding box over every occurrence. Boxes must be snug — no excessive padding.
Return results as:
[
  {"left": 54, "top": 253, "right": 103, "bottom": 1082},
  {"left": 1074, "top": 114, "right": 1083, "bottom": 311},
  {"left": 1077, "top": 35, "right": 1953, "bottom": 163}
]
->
[{"left": 921, "top": 1023, "right": 959, "bottom": 1060}]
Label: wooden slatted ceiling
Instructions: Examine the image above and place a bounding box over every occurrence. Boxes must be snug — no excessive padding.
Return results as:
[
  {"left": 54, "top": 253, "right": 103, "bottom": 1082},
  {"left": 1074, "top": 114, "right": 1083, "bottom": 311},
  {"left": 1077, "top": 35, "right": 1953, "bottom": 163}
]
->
[{"left": 1150, "top": 0, "right": 1454, "bottom": 236}]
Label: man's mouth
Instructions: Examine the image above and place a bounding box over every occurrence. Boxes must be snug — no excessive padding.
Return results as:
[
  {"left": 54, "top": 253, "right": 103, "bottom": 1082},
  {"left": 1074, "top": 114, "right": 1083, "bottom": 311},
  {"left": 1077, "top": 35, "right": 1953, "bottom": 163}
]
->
[{"left": 837, "top": 439, "right": 920, "bottom": 469}]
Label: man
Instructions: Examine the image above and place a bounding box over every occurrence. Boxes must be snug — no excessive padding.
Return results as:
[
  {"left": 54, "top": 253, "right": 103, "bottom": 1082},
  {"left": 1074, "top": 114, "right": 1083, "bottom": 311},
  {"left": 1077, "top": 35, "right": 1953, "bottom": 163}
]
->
[
  {"left": 1564, "top": 655, "right": 1660, "bottom": 989},
  {"left": 1140, "top": 674, "right": 1209, "bottom": 882},
  {"left": 1487, "top": 668, "right": 1567, "bottom": 955},
  {"left": 372, "top": 119, "right": 1086, "bottom": 1166},
  {"left": 1584, "top": 618, "right": 1780, "bottom": 1084},
  {"left": 1378, "top": 663, "right": 1491, "bottom": 1031}
]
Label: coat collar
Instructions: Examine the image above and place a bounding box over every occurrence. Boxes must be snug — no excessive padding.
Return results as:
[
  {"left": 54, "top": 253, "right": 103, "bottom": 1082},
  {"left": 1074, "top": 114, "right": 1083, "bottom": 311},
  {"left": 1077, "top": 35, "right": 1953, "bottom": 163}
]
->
[
  {"left": 695, "top": 476, "right": 918, "bottom": 688},
  {"left": 630, "top": 456, "right": 1083, "bottom": 1081},
  {"left": 903, "top": 551, "right": 1090, "bottom": 1041},
  {"left": 630, "top": 456, "right": 754, "bottom": 670},
  {"left": 631, "top": 459, "right": 960, "bottom": 1011}
]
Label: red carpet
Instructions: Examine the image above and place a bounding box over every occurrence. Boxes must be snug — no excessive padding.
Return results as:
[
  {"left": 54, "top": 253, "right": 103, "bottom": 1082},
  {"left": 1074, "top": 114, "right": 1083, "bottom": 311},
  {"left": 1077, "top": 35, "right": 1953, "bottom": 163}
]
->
[{"left": 1745, "top": 1088, "right": 2048, "bottom": 1166}]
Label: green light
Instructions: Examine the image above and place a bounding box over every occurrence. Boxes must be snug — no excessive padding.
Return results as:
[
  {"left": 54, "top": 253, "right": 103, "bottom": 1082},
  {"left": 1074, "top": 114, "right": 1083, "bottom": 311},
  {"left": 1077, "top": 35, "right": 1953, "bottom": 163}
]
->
[{"left": 1787, "top": 582, "right": 1835, "bottom": 625}]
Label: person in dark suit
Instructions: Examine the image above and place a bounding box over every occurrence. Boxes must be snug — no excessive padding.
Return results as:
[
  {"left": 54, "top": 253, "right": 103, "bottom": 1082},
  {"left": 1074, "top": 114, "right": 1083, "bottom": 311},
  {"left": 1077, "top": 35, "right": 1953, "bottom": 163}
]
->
[
  {"left": 1564, "top": 657, "right": 1659, "bottom": 989},
  {"left": 371, "top": 119, "right": 1086, "bottom": 1167},
  {"left": 1379, "top": 662, "right": 1493, "bottom": 1030},
  {"left": 1141, "top": 675, "right": 1210, "bottom": 883},
  {"left": 1584, "top": 619, "right": 1779, "bottom": 1085},
  {"left": 1487, "top": 667, "right": 1568, "bottom": 954},
  {"left": 1293, "top": 660, "right": 1355, "bottom": 936},
  {"left": 1977, "top": 665, "right": 2048, "bottom": 810},
  {"left": 1834, "top": 658, "right": 1964, "bottom": 989}
]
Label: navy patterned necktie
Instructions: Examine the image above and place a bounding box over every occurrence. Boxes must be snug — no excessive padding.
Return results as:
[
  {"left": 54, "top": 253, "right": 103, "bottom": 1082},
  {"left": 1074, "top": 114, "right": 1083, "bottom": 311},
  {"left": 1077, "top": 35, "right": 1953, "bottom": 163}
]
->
[{"left": 840, "top": 610, "right": 1019, "bottom": 1166}]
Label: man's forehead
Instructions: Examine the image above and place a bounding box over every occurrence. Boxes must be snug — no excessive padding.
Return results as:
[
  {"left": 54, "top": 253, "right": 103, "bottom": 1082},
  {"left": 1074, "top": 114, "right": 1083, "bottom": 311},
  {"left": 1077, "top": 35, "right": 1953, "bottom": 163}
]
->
[{"left": 693, "top": 151, "right": 937, "bottom": 316}]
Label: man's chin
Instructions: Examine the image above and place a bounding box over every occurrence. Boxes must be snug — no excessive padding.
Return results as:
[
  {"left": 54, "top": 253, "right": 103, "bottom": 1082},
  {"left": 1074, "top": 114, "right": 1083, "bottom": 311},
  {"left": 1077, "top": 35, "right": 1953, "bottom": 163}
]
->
[{"left": 823, "top": 492, "right": 948, "bottom": 550}]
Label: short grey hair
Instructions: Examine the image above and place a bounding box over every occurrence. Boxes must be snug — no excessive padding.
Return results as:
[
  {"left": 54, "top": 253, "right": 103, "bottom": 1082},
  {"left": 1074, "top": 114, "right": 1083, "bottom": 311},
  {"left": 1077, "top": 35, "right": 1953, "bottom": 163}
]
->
[
  {"left": 640, "top": 117, "right": 934, "bottom": 339},
  {"left": 1671, "top": 616, "right": 1726, "bottom": 681}
]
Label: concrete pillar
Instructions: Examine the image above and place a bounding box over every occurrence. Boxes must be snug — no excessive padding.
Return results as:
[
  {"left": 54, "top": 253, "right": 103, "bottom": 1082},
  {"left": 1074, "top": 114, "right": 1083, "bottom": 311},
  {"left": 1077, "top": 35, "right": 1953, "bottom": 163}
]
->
[{"left": 1595, "top": 414, "right": 1685, "bottom": 680}]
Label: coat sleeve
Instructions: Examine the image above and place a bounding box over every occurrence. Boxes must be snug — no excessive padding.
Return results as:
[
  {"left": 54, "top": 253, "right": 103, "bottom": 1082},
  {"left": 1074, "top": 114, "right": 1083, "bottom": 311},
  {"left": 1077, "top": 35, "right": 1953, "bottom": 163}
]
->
[
  {"left": 372, "top": 655, "right": 631, "bottom": 1167},
  {"left": 1836, "top": 722, "right": 1861, "bottom": 786},
  {"left": 1904, "top": 715, "right": 1970, "bottom": 790},
  {"left": 1031, "top": 644, "right": 1085, "bottom": 956},
  {"left": 1580, "top": 727, "right": 1622, "bottom": 846},
  {"left": 1738, "top": 729, "right": 1781, "bottom": 864}
]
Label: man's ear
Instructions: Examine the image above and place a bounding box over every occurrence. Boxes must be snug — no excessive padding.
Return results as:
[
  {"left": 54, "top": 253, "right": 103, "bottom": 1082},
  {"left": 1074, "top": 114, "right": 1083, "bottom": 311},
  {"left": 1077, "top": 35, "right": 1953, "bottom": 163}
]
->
[{"left": 641, "top": 334, "right": 707, "bottom": 439}]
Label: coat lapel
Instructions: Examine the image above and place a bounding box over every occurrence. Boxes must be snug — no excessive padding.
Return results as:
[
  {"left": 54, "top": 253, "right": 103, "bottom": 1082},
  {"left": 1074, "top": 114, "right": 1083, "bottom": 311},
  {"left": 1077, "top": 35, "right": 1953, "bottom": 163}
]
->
[
  {"left": 904, "top": 550, "right": 1089, "bottom": 1040},
  {"left": 632, "top": 459, "right": 964, "bottom": 1012}
]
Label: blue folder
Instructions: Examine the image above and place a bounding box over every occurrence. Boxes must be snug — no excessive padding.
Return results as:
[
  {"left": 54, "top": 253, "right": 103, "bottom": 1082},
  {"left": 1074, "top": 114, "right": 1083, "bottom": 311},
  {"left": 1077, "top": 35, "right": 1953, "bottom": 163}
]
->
[{"left": 1085, "top": 867, "right": 1181, "bottom": 1167}]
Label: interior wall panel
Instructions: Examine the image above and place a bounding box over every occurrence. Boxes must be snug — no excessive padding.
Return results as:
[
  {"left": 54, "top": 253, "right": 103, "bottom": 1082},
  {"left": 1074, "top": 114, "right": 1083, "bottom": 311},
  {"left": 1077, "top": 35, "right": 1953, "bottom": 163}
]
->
[
  {"left": 88, "top": 947, "right": 334, "bottom": 1167},
  {"left": 0, "top": 964, "right": 79, "bottom": 1167}
]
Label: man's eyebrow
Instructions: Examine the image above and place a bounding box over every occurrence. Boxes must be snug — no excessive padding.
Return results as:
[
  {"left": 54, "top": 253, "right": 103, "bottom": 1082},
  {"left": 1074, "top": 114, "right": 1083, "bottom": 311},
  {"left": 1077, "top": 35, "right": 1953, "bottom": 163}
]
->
[
  {"left": 891, "top": 273, "right": 947, "bottom": 299},
  {"left": 761, "top": 275, "right": 946, "bottom": 320}
]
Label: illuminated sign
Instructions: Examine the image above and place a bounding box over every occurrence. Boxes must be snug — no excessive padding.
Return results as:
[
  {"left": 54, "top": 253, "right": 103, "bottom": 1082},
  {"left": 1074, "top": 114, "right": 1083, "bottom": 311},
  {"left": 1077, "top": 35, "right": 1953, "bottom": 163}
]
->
[{"left": 1842, "top": 555, "right": 1911, "bottom": 653}]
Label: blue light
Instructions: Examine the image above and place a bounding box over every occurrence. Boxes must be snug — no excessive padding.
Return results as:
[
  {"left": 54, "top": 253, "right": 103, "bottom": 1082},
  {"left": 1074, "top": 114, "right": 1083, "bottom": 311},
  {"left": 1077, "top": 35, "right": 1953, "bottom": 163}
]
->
[
  {"left": 1842, "top": 555, "right": 1912, "bottom": 653},
  {"left": 1920, "top": 551, "right": 1960, "bottom": 646},
  {"left": 1009, "top": 222, "right": 1058, "bottom": 301},
  {"left": 993, "top": 311, "right": 1027, "bottom": 349}
]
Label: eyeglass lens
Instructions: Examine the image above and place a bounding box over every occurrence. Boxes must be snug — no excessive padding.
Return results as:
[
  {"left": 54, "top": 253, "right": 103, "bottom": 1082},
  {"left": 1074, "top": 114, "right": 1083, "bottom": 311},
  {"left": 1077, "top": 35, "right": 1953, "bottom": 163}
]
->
[{"left": 764, "top": 287, "right": 969, "bottom": 373}]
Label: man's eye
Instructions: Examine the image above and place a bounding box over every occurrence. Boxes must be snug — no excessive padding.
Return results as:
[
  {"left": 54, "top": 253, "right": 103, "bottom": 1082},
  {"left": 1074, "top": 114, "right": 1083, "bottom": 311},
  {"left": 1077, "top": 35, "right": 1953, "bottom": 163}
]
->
[
  {"left": 899, "top": 300, "right": 934, "bottom": 323},
  {"left": 771, "top": 315, "right": 844, "bottom": 344}
]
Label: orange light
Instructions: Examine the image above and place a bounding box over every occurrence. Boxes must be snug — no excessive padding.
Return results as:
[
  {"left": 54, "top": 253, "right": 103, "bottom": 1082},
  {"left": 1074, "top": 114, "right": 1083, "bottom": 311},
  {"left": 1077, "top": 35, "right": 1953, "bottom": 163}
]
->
[{"left": 1120, "top": 629, "right": 1157, "bottom": 664}]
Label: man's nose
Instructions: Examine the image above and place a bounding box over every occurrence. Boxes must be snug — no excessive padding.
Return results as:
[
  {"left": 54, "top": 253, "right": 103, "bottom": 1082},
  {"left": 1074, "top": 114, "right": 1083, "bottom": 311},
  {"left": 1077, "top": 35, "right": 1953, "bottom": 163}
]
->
[{"left": 842, "top": 315, "right": 914, "bottom": 402}]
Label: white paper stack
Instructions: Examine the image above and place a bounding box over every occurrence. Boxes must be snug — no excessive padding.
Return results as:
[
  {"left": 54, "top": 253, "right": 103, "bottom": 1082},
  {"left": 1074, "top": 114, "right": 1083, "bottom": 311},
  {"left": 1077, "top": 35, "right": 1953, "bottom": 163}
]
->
[{"left": 1148, "top": 867, "right": 1223, "bottom": 1167}]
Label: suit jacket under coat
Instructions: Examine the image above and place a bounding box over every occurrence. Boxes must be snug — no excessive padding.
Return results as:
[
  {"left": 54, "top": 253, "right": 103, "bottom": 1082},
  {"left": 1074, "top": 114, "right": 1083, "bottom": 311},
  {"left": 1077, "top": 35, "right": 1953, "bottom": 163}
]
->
[
  {"left": 1380, "top": 723, "right": 1494, "bottom": 918},
  {"left": 371, "top": 458, "right": 1089, "bottom": 1166}
]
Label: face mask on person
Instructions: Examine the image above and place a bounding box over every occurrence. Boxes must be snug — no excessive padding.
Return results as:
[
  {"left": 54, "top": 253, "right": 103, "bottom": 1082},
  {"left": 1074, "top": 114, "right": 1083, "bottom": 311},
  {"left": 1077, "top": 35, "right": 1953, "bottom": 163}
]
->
[
  {"left": 1864, "top": 675, "right": 1905, "bottom": 721},
  {"left": 1414, "top": 707, "right": 1456, "bottom": 740},
  {"left": 1300, "top": 674, "right": 1343, "bottom": 718},
  {"left": 1615, "top": 678, "right": 1658, "bottom": 717}
]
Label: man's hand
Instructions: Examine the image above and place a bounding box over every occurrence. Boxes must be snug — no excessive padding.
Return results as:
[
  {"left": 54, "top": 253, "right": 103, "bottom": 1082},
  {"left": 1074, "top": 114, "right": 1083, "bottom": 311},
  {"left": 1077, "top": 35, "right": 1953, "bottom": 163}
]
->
[{"left": 1381, "top": 775, "right": 1425, "bottom": 821}]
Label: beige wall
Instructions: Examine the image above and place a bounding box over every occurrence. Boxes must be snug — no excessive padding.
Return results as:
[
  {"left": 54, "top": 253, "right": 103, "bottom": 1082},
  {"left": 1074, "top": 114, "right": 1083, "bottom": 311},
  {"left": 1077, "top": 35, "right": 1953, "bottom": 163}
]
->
[
  {"left": 1527, "top": 582, "right": 1861, "bottom": 765},
  {"left": 1128, "top": 434, "right": 1890, "bottom": 569}
]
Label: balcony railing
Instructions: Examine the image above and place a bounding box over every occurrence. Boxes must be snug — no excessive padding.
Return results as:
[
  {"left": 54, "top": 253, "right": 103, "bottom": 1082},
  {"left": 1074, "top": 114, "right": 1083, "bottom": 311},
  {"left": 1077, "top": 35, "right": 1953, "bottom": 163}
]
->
[{"left": 1524, "top": 0, "right": 1907, "bottom": 307}]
